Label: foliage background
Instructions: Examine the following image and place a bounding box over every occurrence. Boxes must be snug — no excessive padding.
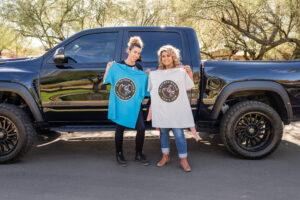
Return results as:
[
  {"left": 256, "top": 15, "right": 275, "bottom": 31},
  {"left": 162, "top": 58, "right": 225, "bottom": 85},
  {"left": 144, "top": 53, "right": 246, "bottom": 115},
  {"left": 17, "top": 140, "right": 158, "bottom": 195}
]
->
[{"left": 0, "top": 0, "right": 299, "bottom": 60}]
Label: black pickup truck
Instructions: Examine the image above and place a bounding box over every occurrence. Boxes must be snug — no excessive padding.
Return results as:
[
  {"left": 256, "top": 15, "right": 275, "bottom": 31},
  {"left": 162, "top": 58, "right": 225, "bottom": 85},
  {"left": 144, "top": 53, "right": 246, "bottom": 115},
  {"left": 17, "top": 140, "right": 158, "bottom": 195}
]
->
[{"left": 1, "top": 26, "right": 300, "bottom": 163}]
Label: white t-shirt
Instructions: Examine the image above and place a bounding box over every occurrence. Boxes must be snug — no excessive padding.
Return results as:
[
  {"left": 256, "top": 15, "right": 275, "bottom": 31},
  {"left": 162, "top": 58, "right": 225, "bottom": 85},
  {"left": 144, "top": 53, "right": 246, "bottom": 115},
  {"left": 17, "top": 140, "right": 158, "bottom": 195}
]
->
[{"left": 148, "top": 68, "right": 195, "bottom": 128}]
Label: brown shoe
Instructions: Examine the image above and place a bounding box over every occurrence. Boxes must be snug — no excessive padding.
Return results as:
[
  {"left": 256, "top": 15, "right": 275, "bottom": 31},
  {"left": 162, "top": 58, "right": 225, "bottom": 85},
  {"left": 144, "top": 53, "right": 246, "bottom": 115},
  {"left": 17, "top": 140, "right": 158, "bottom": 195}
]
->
[
  {"left": 180, "top": 158, "right": 191, "bottom": 172},
  {"left": 156, "top": 153, "right": 170, "bottom": 167}
]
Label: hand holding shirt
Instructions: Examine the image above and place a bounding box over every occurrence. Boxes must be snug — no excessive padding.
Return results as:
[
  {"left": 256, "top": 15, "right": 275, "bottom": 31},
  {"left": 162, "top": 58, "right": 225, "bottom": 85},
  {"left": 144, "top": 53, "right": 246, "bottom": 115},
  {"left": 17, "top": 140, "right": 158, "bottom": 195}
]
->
[
  {"left": 104, "top": 63, "right": 149, "bottom": 128},
  {"left": 148, "top": 68, "right": 195, "bottom": 128}
]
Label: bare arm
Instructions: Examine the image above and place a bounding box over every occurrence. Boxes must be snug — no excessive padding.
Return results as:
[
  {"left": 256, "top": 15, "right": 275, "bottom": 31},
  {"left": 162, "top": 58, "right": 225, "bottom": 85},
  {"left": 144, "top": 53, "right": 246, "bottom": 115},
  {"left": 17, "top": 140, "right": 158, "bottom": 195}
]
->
[
  {"left": 183, "top": 65, "right": 193, "bottom": 81},
  {"left": 177, "top": 65, "right": 193, "bottom": 91},
  {"left": 103, "top": 61, "right": 114, "bottom": 83}
]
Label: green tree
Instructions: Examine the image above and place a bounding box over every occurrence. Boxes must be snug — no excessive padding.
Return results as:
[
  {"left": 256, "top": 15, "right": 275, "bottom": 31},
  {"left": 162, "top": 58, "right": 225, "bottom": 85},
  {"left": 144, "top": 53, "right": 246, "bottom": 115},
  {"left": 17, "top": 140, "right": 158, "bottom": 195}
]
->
[
  {"left": 0, "top": 22, "right": 34, "bottom": 58},
  {"left": 1, "top": 0, "right": 79, "bottom": 49},
  {"left": 0, "top": 0, "right": 119, "bottom": 50},
  {"left": 120, "top": 0, "right": 175, "bottom": 26},
  {"left": 176, "top": 0, "right": 300, "bottom": 60},
  {"left": 0, "top": 23, "right": 15, "bottom": 57}
]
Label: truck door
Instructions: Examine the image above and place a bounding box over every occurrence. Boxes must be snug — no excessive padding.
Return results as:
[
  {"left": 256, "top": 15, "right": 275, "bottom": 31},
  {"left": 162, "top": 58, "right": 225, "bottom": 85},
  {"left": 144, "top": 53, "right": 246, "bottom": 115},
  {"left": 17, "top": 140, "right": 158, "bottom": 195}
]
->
[
  {"left": 39, "top": 31, "right": 122, "bottom": 124},
  {"left": 122, "top": 30, "right": 197, "bottom": 117}
]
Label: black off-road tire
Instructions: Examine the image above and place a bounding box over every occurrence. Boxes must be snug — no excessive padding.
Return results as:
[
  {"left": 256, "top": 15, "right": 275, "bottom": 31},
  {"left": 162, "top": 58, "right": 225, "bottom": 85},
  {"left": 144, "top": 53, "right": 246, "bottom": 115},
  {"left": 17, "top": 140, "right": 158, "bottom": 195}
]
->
[
  {"left": 220, "top": 101, "right": 283, "bottom": 159},
  {"left": 0, "top": 103, "right": 36, "bottom": 163}
]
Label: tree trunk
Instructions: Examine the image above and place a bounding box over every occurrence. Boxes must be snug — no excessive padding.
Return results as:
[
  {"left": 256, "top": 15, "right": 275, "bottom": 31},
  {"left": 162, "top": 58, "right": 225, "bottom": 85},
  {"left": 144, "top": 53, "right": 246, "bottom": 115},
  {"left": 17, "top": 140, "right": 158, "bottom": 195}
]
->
[
  {"left": 243, "top": 51, "right": 248, "bottom": 60},
  {"left": 292, "top": 45, "right": 300, "bottom": 60},
  {"left": 200, "top": 51, "right": 215, "bottom": 60}
]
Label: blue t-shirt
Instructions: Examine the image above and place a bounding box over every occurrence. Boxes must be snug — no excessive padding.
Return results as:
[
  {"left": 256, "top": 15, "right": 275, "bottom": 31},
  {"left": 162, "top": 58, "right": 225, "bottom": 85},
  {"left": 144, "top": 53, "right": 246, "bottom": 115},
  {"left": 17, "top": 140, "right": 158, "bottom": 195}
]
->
[{"left": 104, "top": 63, "right": 149, "bottom": 128}]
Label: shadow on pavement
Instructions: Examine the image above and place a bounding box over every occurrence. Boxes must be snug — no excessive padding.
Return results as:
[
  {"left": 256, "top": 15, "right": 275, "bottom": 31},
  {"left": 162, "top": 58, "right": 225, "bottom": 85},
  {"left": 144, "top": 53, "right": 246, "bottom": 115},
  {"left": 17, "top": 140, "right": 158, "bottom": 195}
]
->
[{"left": 32, "top": 128, "right": 300, "bottom": 163}]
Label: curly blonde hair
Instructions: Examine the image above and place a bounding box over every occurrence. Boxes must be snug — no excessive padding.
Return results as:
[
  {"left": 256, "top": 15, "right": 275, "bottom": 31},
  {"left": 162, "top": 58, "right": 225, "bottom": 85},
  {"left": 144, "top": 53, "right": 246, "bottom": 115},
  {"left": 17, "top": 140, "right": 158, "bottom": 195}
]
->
[
  {"left": 157, "top": 45, "right": 181, "bottom": 69},
  {"left": 128, "top": 36, "right": 144, "bottom": 50}
]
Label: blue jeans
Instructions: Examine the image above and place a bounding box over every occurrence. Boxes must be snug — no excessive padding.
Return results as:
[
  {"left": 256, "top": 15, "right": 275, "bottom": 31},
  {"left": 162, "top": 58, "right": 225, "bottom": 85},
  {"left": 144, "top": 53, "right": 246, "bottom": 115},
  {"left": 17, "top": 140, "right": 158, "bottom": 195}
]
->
[{"left": 160, "top": 128, "right": 187, "bottom": 158}]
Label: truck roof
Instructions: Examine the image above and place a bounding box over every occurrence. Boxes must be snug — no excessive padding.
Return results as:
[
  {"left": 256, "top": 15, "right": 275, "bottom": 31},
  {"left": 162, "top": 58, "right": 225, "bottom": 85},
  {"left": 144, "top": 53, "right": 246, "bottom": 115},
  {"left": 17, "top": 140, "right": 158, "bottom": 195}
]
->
[{"left": 76, "top": 26, "right": 195, "bottom": 36}]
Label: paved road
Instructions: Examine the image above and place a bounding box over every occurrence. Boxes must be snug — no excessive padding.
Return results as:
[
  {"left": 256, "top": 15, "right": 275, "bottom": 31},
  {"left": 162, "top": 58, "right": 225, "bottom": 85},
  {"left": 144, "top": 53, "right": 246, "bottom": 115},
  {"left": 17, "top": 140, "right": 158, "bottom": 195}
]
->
[{"left": 1, "top": 123, "right": 300, "bottom": 200}]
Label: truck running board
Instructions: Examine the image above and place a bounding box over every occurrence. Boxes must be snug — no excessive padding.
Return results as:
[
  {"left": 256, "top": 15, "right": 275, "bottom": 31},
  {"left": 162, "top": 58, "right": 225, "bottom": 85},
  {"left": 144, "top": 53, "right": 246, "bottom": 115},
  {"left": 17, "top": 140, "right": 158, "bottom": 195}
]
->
[
  {"left": 49, "top": 125, "right": 156, "bottom": 132},
  {"left": 50, "top": 126, "right": 117, "bottom": 132}
]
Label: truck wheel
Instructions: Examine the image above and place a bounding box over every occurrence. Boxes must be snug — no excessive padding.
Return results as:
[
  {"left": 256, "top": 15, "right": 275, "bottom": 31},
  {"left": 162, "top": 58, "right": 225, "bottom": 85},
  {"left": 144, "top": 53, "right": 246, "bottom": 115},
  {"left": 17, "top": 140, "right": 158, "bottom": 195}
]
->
[
  {"left": 220, "top": 101, "right": 283, "bottom": 159},
  {"left": 0, "top": 104, "right": 36, "bottom": 163}
]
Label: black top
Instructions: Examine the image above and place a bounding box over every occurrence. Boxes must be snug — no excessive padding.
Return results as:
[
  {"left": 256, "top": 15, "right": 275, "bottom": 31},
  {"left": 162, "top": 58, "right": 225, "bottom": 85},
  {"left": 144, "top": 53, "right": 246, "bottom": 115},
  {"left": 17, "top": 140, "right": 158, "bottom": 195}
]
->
[{"left": 118, "top": 60, "right": 143, "bottom": 71}]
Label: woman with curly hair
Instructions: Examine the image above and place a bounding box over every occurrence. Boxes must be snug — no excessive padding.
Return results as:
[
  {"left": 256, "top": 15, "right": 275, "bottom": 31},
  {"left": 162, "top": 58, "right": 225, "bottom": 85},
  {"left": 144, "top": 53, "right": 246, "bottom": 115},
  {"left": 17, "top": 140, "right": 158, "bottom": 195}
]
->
[{"left": 147, "top": 45, "right": 198, "bottom": 172}]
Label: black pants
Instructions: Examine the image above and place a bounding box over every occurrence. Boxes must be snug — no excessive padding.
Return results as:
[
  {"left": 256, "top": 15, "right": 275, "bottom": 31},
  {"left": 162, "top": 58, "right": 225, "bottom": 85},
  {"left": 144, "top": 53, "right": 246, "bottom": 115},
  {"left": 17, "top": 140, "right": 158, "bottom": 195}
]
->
[{"left": 115, "top": 108, "right": 145, "bottom": 154}]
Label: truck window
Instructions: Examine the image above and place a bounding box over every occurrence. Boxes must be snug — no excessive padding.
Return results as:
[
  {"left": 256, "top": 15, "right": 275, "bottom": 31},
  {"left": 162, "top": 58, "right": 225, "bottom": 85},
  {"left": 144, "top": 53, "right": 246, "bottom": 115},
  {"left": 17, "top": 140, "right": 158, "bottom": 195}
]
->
[
  {"left": 64, "top": 32, "right": 117, "bottom": 64},
  {"left": 128, "top": 32, "right": 183, "bottom": 62}
]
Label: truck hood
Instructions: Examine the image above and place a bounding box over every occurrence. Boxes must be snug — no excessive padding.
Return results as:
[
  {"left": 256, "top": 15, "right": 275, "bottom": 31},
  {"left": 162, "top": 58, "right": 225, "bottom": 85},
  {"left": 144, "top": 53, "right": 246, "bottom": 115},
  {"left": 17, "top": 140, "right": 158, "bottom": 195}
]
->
[
  {"left": 0, "top": 57, "right": 31, "bottom": 63},
  {"left": 0, "top": 57, "right": 42, "bottom": 72},
  {"left": 0, "top": 57, "right": 43, "bottom": 85}
]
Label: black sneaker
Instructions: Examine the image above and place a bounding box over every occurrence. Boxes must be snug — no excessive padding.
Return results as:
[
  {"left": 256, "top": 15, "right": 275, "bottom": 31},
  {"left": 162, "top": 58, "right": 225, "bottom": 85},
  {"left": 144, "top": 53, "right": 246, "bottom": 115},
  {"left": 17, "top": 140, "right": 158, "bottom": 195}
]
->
[
  {"left": 116, "top": 152, "right": 127, "bottom": 167},
  {"left": 135, "top": 152, "right": 151, "bottom": 166}
]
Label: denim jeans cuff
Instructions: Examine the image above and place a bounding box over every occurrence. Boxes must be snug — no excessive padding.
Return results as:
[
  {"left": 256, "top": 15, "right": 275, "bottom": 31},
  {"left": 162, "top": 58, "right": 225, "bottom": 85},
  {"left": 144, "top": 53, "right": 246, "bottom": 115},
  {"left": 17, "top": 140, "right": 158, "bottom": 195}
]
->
[
  {"left": 179, "top": 153, "right": 187, "bottom": 158},
  {"left": 161, "top": 148, "right": 170, "bottom": 154}
]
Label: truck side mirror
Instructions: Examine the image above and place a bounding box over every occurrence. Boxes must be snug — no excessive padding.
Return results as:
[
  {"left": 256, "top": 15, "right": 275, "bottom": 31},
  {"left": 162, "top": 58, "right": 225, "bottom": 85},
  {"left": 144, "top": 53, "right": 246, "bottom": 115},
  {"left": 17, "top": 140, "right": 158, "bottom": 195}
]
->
[{"left": 53, "top": 47, "right": 66, "bottom": 65}]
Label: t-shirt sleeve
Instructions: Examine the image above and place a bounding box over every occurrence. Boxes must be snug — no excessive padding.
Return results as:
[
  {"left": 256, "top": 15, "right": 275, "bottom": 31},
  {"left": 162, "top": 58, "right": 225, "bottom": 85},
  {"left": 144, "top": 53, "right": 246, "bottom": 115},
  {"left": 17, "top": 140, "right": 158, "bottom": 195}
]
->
[
  {"left": 139, "top": 74, "right": 150, "bottom": 97},
  {"left": 145, "top": 75, "right": 150, "bottom": 97},
  {"left": 103, "top": 64, "right": 114, "bottom": 84},
  {"left": 147, "top": 73, "right": 152, "bottom": 92},
  {"left": 185, "top": 71, "right": 194, "bottom": 90}
]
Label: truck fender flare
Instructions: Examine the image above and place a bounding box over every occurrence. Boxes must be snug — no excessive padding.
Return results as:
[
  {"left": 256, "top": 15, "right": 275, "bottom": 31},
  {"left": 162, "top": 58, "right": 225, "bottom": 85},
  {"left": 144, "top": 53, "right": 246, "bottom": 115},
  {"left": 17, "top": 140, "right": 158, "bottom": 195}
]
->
[
  {"left": 0, "top": 82, "right": 43, "bottom": 122},
  {"left": 211, "top": 81, "right": 293, "bottom": 123}
]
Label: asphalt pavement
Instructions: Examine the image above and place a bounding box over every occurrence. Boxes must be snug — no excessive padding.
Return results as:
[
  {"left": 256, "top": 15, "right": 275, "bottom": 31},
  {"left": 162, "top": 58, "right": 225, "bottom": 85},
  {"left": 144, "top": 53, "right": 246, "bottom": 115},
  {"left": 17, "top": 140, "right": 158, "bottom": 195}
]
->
[{"left": 1, "top": 123, "right": 300, "bottom": 200}]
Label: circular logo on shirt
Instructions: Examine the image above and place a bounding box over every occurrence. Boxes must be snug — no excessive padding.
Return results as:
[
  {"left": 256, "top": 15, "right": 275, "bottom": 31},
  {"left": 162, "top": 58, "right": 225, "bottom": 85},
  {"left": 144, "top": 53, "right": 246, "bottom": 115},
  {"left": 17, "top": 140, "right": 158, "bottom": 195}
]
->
[
  {"left": 158, "top": 80, "right": 179, "bottom": 102},
  {"left": 115, "top": 78, "right": 136, "bottom": 100}
]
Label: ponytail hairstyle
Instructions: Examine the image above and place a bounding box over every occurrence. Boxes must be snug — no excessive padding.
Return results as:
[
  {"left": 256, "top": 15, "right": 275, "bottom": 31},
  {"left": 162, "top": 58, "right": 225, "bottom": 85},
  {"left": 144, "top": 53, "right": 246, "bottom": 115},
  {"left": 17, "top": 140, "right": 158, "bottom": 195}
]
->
[
  {"left": 127, "top": 36, "right": 144, "bottom": 50},
  {"left": 157, "top": 45, "right": 181, "bottom": 70}
]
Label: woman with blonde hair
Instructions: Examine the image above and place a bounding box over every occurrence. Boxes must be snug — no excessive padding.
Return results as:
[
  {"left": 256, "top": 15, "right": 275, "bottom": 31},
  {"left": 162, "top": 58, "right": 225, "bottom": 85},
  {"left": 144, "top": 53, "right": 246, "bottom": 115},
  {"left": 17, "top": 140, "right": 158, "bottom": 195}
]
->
[
  {"left": 104, "top": 36, "right": 150, "bottom": 167},
  {"left": 147, "top": 45, "right": 198, "bottom": 172}
]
